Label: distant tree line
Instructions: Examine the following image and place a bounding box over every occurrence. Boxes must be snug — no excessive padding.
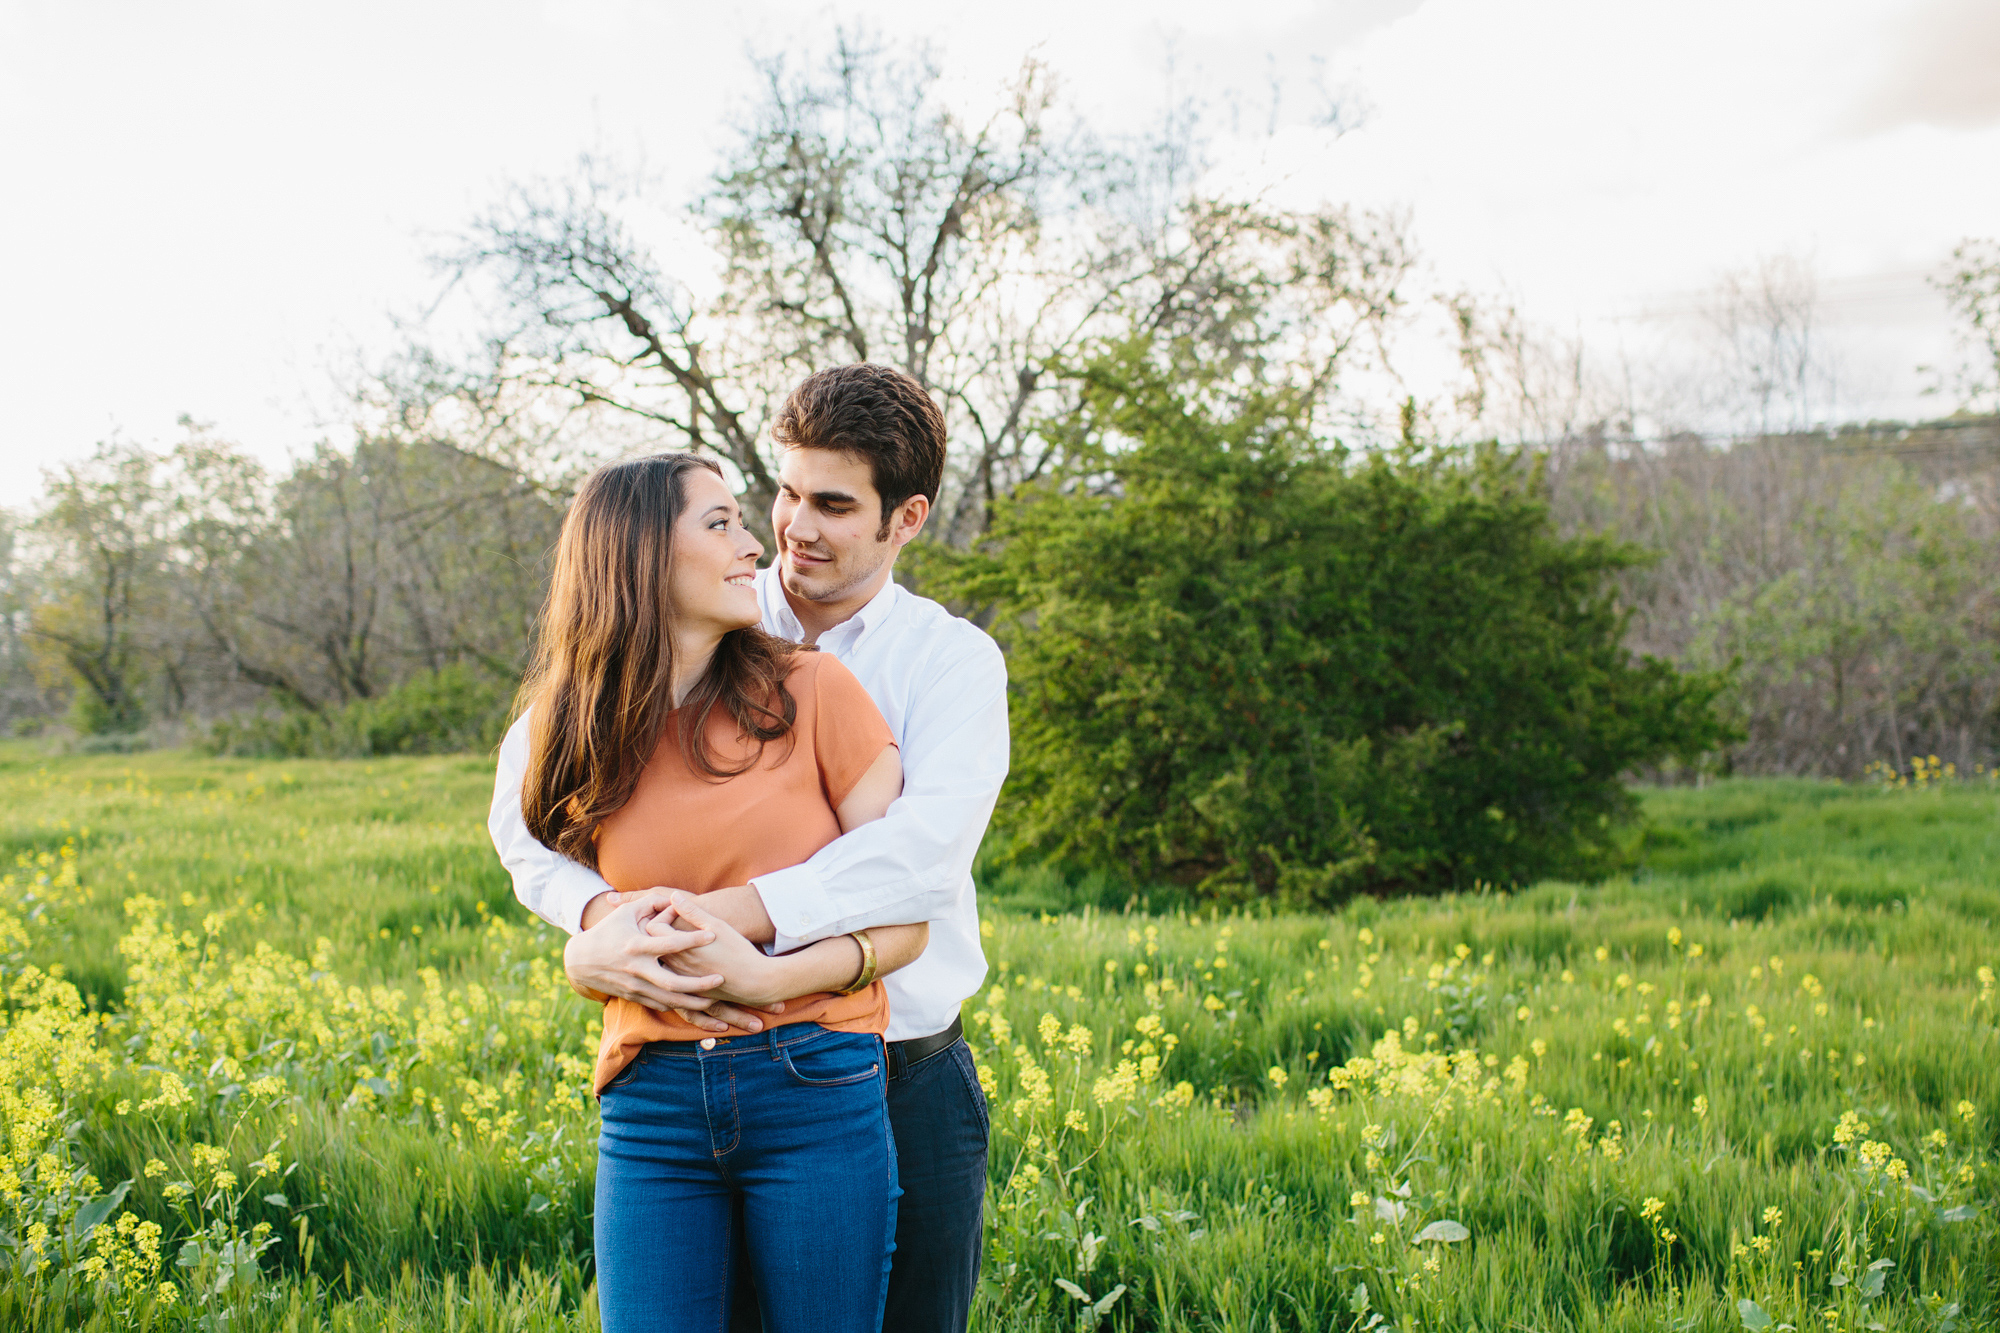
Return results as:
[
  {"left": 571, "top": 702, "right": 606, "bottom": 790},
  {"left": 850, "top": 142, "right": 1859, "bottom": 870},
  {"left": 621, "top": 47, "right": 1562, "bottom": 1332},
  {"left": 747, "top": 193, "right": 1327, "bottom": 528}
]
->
[
  {"left": 3, "top": 38, "right": 1996, "bottom": 894},
  {"left": 1548, "top": 417, "right": 2000, "bottom": 778},
  {"left": 4, "top": 425, "right": 562, "bottom": 754}
]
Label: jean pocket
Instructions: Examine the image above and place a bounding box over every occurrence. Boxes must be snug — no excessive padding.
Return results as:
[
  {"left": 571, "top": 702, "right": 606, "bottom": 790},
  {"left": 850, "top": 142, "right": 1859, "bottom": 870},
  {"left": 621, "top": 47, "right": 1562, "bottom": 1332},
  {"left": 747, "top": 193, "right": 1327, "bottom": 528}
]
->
[
  {"left": 949, "top": 1042, "right": 992, "bottom": 1135},
  {"left": 778, "top": 1032, "right": 883, "bottom": 1088},
  {"left": 602, "top": 1048, "right": 648, "bottom": 1092}
]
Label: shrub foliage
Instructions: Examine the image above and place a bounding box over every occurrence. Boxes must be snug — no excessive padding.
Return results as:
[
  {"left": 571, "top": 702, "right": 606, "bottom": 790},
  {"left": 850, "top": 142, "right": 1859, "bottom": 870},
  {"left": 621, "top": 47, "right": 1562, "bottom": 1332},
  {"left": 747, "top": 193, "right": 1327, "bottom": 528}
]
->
[
  {"left": 199, "top": 664, "right": 512, "bottom": 759},
  {"left": 949, "top": 350, "right": 1731, "bottom": 902}
]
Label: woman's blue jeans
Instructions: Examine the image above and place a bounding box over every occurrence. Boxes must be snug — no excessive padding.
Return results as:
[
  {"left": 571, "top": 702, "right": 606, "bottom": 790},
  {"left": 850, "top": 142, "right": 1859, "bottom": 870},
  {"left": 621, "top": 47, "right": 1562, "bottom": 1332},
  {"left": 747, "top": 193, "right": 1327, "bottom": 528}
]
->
[{"left": 594, "top": 1026, "right": 900, "bottom": 1333}]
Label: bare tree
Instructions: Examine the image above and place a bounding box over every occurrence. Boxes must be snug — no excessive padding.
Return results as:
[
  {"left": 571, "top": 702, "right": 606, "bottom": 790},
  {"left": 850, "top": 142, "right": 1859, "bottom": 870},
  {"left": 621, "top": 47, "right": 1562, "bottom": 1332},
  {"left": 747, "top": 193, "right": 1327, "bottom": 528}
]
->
[
  {"left": 180, "top": 433, "right": 563, "bottom": 712},
  {"left": 444, "top": 37, "right": 1414, "bottom": 545},
  {"left": 1700, "top": 255, "right": 1832, "bottom": 436},
  {"left": 1443, "top": 292, "right": 1618, "bottom": 447}
]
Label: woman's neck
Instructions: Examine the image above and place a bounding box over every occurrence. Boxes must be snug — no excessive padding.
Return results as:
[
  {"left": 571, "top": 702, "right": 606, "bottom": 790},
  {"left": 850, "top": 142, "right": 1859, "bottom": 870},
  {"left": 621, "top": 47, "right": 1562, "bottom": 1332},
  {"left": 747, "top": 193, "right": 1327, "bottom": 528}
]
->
[{"left": 670, "top": 632, "right": 723, "bottom": 709}]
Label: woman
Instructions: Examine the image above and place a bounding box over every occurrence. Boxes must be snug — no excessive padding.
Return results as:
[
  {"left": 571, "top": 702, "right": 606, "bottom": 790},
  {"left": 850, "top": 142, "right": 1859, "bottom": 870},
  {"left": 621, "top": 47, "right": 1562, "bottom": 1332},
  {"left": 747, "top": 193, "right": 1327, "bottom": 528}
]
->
[{"left": 512, "top": 453, "right": 927, "bottom": 1333}]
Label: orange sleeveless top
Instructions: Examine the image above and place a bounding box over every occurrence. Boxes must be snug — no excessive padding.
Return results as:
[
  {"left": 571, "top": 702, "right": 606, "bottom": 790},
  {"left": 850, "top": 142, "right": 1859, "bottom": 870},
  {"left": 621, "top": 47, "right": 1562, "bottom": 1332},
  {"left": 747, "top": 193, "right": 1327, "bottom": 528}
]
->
[{"left": 589, "top": 652, "right": 897, "bottom": 1093}]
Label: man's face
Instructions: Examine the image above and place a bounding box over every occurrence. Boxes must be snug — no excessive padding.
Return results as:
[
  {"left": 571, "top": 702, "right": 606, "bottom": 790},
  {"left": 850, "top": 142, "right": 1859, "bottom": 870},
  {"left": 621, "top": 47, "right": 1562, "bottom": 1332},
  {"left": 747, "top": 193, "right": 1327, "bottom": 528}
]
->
[{"left": 771, "top": 448, "right": 894, "bottom": 606}]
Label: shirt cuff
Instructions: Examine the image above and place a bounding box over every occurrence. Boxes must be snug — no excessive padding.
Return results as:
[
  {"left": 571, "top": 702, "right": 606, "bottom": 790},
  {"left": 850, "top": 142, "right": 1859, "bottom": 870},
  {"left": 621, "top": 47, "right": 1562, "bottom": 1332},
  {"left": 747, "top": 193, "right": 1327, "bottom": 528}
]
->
[
  {"left": 545, "top": 861, "right": 618, "bottom": 936},
  {"left": 753, "top": 862, "right": 835, "bottom": 947}
]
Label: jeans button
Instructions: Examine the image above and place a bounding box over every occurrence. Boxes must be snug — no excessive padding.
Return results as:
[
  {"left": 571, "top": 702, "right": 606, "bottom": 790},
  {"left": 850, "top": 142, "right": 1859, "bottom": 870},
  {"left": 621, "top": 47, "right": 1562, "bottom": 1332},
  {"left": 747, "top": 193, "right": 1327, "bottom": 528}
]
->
[{"left": 699, "top": 1038, "right": 717, "bottom": 1050}]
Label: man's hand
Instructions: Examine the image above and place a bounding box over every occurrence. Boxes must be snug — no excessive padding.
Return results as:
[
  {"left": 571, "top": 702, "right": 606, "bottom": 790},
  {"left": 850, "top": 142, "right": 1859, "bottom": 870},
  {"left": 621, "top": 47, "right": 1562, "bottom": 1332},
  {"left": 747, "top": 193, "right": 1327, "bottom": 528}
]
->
[
  {"left": 656, "top": 892, "right": 794, "bottom": 1009},
  {"left": 579, "top": 884, "right": 773, "bottom": 942},
  {"left": 563, "top": 893, "right": 771, "bottom": 1033}
]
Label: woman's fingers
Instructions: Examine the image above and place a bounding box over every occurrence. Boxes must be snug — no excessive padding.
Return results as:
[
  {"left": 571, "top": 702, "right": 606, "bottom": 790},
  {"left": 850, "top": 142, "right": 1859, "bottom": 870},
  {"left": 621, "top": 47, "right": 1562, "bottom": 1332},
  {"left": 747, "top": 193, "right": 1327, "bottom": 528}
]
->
[
  {"left": 664, "top": 890, "right": 718, "bottom": 932},
  {"left": 632, "top": 993, "right": 732, "bottom": 1031},
  {"left": 630, "top": 924, "right": 715, "bottom": 953},
  {"left": 701, "top": 1001, "right": 772, "bottom": 1031}
]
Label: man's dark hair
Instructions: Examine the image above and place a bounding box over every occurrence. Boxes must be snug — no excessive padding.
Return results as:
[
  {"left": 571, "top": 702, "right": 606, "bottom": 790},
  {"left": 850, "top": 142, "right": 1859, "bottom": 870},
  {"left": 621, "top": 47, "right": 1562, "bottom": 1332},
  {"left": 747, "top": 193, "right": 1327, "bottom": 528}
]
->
[{"left": 772, "top": 363, "right": 948, "bottom": 536}]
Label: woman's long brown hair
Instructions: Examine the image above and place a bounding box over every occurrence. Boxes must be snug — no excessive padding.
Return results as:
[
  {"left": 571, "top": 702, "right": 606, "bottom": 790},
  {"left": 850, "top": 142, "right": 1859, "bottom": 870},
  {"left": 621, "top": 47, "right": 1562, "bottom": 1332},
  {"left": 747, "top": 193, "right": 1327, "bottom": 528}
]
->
[{"left": 517, "top": 454, "right": 806, "bottom": 869}]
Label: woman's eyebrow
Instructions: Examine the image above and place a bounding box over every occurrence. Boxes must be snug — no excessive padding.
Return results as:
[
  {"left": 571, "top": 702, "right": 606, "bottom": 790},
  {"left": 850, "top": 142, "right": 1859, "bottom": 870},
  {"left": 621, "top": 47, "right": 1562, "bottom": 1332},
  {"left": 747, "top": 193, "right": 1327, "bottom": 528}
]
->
[{"left": 701, "top": 503, "right": 735, "bottom": 519}]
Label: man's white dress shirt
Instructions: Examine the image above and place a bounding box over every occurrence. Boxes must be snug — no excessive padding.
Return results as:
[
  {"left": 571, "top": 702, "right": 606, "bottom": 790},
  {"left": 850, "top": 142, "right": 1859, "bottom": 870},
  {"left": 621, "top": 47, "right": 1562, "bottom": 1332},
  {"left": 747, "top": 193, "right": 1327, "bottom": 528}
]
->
[{"left": 489, "top": 565, "right": 1007, "bottom": 1041}]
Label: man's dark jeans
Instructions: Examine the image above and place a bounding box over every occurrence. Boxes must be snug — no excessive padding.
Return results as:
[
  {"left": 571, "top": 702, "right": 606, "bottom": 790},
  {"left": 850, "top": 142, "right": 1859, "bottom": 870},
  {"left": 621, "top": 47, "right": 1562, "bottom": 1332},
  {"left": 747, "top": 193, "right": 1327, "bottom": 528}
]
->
[
  {"left": 727, "top": 1032, "right": 989, "bottom": 1333},
  {"left": 881, "top": 1036, "right": 989, "bottom": 1333}
]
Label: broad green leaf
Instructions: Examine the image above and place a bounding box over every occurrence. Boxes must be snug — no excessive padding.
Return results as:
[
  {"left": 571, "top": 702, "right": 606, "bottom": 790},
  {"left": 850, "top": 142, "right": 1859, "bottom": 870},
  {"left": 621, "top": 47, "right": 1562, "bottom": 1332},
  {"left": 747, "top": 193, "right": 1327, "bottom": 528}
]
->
[{"left": 70, "top": 1179, "right": 132, "bottom": 1240}]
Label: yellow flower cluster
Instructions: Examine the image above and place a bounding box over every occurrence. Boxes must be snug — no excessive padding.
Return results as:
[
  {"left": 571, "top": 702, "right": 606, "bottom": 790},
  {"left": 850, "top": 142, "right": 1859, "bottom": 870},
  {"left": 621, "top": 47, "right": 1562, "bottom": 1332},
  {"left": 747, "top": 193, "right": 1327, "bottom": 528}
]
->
[
  {"left": 1319, "top": 1024, "right": 1500, "bottom": 1117},
  {"left": 115, "top": 895, "right": 593, "bottom": 1156}
]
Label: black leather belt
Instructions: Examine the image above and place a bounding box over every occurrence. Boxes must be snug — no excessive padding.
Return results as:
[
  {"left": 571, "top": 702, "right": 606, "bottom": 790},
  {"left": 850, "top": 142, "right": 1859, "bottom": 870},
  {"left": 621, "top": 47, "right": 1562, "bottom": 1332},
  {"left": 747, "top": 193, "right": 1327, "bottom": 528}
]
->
[{"left": 886, "top": 1015, "right": 962, "bottom": 1074}]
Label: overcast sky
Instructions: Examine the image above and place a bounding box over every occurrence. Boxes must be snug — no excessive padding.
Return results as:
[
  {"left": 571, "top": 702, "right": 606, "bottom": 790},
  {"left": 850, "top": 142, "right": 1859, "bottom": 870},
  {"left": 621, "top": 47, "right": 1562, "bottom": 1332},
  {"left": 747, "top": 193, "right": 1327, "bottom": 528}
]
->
[{"left": 2, "top": 0, "right": 1996, "bottom": 502}]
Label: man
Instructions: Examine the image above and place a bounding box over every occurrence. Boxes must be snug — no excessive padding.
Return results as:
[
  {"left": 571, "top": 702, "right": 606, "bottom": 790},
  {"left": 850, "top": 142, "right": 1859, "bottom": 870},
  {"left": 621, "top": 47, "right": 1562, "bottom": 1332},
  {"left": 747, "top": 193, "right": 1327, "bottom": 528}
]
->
[{"left": 489, "top": 362, "right": 1006, "bottom": 1333}]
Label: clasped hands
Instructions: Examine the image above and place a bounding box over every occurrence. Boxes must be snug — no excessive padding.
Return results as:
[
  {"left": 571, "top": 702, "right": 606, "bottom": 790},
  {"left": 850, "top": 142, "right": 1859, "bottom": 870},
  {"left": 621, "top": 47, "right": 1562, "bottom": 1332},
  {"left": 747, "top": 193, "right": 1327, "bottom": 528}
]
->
[{"left": 563, "top": 888, "right": 789, "bottom": 1035}]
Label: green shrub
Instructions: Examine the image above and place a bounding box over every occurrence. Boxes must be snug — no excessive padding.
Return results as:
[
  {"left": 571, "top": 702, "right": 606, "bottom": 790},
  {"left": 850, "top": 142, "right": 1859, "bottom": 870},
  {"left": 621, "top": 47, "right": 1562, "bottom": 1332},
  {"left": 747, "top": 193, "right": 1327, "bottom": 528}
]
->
[
  {"left": 202, "top": 664, "right": 513, "bottom": 758},
  {"left": 944, "top": 346, "right": 1732, "bottom": 904}
]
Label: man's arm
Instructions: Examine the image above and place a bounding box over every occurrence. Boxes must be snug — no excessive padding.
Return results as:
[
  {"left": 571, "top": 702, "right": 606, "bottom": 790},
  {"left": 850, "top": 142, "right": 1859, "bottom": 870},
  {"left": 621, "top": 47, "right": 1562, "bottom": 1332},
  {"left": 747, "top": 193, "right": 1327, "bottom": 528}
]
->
[
  {"left": 489, "top": 712, "right": 618, "bottom": 935},
  {"left": 751, "top": 636, "right": 1009, "bottom": 948}
]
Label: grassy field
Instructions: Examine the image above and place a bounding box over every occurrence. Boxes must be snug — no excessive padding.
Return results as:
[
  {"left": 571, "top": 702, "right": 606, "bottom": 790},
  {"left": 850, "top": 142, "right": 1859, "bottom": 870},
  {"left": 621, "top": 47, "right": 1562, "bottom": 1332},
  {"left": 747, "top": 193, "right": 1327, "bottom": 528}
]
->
[{"left": 0, "top": 740, "right": 1994, "bottom": 1331}]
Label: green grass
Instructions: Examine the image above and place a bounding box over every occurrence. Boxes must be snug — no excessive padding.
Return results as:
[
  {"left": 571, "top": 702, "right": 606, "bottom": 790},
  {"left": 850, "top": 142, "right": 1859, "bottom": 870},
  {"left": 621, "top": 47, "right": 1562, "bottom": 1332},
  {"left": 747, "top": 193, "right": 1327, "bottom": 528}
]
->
[{"left": 0, "top": 742, "right": 1994, "bottom": 1331}]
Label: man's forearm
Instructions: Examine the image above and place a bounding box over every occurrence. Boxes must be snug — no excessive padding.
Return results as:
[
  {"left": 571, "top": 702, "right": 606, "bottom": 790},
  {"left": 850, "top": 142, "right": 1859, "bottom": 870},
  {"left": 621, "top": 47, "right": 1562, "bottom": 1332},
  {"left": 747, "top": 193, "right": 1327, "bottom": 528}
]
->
[
  {"left": 577, "top": 889, "right": 622, "bottom": 933},
  {"left": 694, "top": 884, "right": 777, "bottom": 945}
]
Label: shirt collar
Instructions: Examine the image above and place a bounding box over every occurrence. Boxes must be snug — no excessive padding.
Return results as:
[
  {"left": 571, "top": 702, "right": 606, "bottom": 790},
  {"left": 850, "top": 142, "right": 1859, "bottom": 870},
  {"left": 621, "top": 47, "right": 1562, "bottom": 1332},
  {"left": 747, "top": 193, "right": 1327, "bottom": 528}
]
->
[
  {"left": 835, "top": 576, "right": 901, "bottom": 651},
  {"left": 755, "top": 564, "right": 901, "bottom": 649}
]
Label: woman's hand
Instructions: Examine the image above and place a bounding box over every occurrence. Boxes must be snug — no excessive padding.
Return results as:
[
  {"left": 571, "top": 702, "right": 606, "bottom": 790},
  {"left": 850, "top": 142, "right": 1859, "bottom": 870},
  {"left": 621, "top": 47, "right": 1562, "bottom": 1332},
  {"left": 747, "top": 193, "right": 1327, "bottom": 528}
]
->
[
  {"left": 655, "top": 892, "right": 798, "bottom": 1010},
  {"left": 564, "top": 893, "right": 773, "bottom": 1033}
]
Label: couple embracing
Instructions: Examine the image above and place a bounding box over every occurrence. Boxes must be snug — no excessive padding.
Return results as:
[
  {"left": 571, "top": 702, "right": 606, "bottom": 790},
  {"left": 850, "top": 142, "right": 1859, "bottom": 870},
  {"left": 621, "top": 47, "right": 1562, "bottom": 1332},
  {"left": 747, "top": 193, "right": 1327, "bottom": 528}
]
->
[{"left": 488, "top": 364, "right": 1007, "bottom": 1333}]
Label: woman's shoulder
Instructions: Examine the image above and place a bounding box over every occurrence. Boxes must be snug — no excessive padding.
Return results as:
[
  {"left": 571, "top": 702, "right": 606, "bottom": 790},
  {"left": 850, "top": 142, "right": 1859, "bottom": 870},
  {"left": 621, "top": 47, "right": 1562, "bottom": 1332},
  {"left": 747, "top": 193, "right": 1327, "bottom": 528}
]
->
[
  {"left": 783, "top": 648, "right": 872, "bottom": 700},
  {"left": 778, "top": 644, "right": 826, "bottom": 688},
  {"left": 776, "top": 651, "right": 886, "bottom": 739}
]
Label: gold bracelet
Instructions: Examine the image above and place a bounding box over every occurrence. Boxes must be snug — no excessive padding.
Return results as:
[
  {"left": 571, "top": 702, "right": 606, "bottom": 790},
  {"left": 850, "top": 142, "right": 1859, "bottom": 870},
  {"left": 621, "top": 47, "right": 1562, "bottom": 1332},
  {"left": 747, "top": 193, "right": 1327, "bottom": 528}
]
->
[{"left": 837, "top": 930, "right": 878, "bottom": 995}]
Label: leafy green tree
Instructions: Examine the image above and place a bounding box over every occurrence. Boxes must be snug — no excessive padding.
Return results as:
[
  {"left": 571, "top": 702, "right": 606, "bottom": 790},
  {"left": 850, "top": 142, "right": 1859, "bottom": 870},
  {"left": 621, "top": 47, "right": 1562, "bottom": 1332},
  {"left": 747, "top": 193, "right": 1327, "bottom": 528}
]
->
[{"left": 949, "top": 347, "right": 1731, "bottom": 903}]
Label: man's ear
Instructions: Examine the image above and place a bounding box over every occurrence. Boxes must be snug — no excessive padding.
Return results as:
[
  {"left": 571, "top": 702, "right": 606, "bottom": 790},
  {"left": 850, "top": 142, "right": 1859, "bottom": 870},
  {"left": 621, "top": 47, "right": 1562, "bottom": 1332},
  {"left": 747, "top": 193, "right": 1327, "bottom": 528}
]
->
[{"left": 887, "top": 494, "right": 930, "bottom": 550}]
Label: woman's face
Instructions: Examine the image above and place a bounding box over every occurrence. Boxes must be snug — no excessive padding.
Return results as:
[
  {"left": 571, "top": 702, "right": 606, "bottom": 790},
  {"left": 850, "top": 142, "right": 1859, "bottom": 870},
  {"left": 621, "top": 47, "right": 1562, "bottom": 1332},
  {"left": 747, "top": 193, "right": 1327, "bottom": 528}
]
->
[{"left": 668, "top": 468, "right": 764, "bottom": 641}]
